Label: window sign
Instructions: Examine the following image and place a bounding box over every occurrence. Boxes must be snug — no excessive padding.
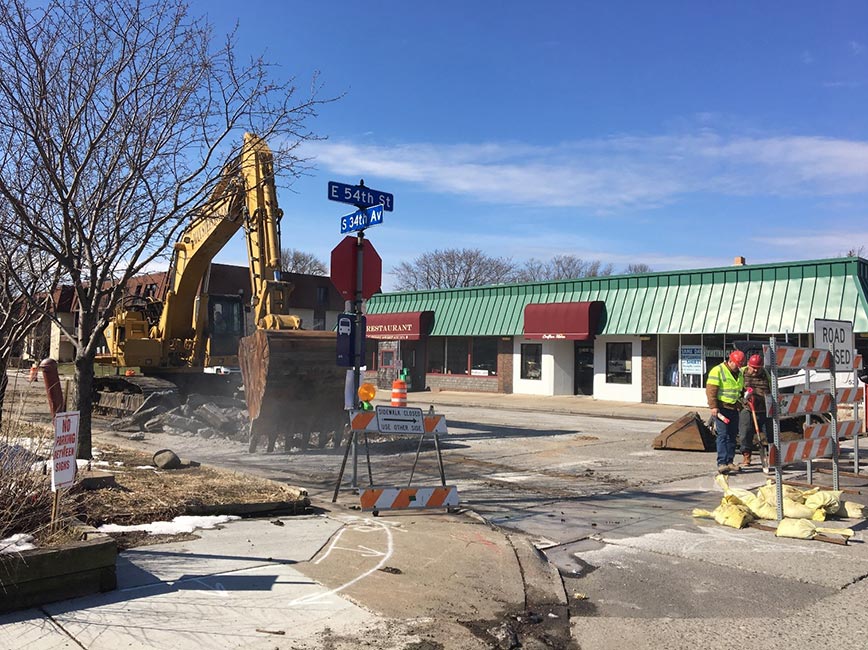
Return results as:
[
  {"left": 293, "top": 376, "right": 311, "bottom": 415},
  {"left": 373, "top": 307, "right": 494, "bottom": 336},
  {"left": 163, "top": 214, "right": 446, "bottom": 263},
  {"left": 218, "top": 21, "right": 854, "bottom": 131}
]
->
[{"left": 680, "top": 345, "right": 704, "bottom": 375}]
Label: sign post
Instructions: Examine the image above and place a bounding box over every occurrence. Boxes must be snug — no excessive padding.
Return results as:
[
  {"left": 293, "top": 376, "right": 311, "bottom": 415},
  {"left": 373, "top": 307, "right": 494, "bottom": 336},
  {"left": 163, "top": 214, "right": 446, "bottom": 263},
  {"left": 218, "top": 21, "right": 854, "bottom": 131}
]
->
[{"left": 329, "top": 179, "right": 390, "bottom": 489}]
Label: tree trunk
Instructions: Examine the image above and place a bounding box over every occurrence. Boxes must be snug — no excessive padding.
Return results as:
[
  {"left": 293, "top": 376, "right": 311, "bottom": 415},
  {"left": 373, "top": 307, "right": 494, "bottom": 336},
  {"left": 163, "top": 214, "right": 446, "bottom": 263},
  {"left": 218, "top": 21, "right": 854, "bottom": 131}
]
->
[
  {"left": 0, "top": 355, "right": 7, "bottom": 427},
  {"left": 74, "top": 353, "right": 95, "bottom": 459}
]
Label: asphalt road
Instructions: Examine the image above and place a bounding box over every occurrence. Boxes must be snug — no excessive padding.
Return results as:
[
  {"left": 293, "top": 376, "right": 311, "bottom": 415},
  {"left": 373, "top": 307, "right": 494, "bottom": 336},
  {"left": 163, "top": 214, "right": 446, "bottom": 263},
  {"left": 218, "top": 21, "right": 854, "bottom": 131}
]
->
[{"left": 87, "top": 399, "right": 868, "bottom": 649}]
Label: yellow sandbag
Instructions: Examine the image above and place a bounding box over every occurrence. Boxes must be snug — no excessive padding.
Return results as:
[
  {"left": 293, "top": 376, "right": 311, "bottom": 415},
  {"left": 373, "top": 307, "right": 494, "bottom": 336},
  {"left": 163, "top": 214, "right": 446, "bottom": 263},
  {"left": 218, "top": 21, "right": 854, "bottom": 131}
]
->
[
  {"left": 775, "top": 518, "right": 854, "bottom": 540},
  {"left": 714, "top": 473, "right": 765, "bottom": 513},
  {"left": 833, "top": 501, "right": 867, "bottom": 519},
  {"left": 692, "top": 502, "right": 754, "bottom": 529},
  {"left": 713, "top": 502, "right": 755, "bottom": 529},
  {"left": 757, "top": 481, "right": 806, "bottom": 504},
  {"left": 781, "top": 498, "right": 818, "bottom": 519},
  {"left": 750, "top": 500, "right": 779, "bottom": 520},
  {"left": 803, "top": 490, "right": 842, "bottom": 514}
]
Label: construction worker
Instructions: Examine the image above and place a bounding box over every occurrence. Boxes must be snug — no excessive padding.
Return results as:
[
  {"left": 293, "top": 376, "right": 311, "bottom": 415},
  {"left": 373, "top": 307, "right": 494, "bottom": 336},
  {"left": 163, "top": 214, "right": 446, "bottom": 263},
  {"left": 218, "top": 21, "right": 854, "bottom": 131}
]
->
[
  {"left": 738, "top": 354, "right": 770, "bottom": 467},
  {"left": 706, "top": 350, "right": 745, "bottom": 473}
]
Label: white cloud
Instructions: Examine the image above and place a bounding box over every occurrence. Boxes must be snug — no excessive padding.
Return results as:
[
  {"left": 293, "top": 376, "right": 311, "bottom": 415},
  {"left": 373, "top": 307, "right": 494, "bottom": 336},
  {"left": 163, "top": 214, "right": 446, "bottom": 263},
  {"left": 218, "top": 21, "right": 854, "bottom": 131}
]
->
[
  {"left": 303, "top": 132, "right": 868, "bottom": 212},
  {"left": 751, "top": 231, "right": 868, "bottom": 258},
  {"left": 850, "top": 40, "right": 865, "bottom": 55}
]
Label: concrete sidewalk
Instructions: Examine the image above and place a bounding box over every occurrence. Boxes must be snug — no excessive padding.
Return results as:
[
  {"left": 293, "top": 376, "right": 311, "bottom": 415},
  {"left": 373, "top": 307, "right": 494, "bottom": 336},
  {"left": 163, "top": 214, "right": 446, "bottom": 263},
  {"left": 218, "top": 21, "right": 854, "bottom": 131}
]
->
[{"left": 0, "top": 510, "right": 567, "bottom": 649}]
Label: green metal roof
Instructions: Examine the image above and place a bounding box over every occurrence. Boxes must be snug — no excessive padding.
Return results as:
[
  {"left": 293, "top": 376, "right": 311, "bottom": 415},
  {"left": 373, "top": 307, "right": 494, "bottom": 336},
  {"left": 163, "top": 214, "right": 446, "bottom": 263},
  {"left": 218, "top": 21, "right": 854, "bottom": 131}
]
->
[{"left": 366, "top": 257, "right": 868, "bottom": 337}]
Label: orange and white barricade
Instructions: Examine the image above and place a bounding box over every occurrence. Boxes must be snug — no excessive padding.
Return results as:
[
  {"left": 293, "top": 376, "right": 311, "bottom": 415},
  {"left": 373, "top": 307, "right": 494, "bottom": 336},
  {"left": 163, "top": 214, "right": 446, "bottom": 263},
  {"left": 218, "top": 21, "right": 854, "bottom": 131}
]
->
[
  {"left": 336, "top": 404, "right": 459, "bottom": 514},
  {"left": 768, "top": 437, "right": 833, "bottom": 467},
  {"left": 359, "top": 486, "right": 459, "bottom": 513}
]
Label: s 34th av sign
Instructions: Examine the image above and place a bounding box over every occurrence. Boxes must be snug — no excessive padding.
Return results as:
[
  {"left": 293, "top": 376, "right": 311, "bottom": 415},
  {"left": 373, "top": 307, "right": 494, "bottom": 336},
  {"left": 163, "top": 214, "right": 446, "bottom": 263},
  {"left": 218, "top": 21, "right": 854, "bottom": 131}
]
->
[{"left": 328, "top": 181, "right": 394, "bottom": 211}]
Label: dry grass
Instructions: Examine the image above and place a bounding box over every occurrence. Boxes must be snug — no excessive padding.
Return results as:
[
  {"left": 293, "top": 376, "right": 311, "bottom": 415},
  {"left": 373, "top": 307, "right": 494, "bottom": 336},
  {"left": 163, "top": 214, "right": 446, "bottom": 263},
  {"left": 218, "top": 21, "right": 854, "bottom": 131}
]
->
[
  {"left": 1, "top": 419, "right": 309, "bottom": 551},
  {"left": 0, "top": 420, "right": 68, "bottom": 551},
  {"left": 72, "top": 444, "right": 308, "bottom": 528}
]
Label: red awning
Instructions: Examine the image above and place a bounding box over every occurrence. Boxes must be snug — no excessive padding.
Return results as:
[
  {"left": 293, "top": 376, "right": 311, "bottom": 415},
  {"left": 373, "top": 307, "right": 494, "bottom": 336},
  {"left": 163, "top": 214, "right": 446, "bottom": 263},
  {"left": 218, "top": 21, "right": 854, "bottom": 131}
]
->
[
  {"left": 365, "top": 311, "right": 433, "bottom": 340},
  {"left": 523, "top": 301, "right": 604, "bottom": 341}
]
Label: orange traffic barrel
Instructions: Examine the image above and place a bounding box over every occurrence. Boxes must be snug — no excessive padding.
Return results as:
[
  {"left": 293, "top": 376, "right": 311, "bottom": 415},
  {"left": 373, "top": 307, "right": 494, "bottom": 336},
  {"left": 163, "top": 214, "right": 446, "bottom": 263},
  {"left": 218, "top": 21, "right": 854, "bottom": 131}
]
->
[
  {"left": 391, "top": 379, "right": 407, "bottom": 407},
  {"left": 28, "top": 364, "right": 38, "bottom": 382}
]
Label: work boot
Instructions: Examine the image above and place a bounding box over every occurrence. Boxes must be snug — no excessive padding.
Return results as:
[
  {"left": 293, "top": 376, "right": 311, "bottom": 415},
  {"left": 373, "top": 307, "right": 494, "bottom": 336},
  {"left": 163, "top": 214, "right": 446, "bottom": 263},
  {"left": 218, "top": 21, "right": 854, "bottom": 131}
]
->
[
  {"left": 739, "top": 452, "right": 752, "bottom": 468},
  {"left": 726, "top": 463, "right": 741, "bottom": 473},
  {"left": 717, "top": 465, "right": 730, "bottom": 474}
]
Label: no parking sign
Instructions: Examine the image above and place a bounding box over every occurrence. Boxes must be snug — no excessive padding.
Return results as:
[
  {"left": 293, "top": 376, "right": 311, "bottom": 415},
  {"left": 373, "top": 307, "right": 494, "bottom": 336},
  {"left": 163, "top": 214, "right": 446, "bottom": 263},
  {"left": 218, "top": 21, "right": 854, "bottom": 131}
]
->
[{"left": 52, "top": 411, "right": 79, "bottom": 491}]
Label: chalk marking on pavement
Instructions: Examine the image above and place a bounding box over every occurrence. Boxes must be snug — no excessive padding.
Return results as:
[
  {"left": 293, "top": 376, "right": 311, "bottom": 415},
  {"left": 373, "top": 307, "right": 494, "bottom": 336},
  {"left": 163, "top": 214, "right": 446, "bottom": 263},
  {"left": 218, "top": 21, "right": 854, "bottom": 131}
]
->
[{"left": 289, "top": 519, "right": 394, "bottom": 606}]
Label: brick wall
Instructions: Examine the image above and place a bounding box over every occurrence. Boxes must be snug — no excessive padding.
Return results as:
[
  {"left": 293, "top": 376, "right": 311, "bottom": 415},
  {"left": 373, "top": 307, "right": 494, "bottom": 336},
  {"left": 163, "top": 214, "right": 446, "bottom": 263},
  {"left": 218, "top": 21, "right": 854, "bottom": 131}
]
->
[
  {"left": 497, "top": 338, "right": 513, "bottom": 393},
  {"left": 425, "top": 375, "right": 500, "bottom": 393},
  {"left": 641, "top": 336, "right": 657, "bottom": 403}
]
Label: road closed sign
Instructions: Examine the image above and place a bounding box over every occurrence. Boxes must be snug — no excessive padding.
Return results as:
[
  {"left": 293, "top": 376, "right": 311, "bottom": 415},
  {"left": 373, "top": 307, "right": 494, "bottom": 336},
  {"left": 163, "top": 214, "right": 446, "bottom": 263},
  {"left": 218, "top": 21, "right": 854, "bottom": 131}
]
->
[
  {"left": 52, "top": 411, "right": 80, "bottom": 490},
  {"left": 814, "top": 319, "right": 854, "bottom": 367}
]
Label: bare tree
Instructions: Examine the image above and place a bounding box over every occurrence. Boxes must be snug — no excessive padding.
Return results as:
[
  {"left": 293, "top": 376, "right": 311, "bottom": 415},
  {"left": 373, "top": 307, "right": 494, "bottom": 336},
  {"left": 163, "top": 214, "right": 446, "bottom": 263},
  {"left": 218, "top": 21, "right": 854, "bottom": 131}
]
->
[
  {"left": 844, "top": 246, "right": 866, "bottom": 258},
  {"left": 393, "top": 249, "right": 517, "bottom": 290},
  {"left": 281, "top": 249, "right": 327, "bottom": 275},
  {"left": 514, "top": 255, "right": 615, "bottom": 282},
  {"left": 0, "top": 0, "right": 331, "bottom": 457},
  {"left": 624, "top": 263, "right": 653, "bottom": 274}
]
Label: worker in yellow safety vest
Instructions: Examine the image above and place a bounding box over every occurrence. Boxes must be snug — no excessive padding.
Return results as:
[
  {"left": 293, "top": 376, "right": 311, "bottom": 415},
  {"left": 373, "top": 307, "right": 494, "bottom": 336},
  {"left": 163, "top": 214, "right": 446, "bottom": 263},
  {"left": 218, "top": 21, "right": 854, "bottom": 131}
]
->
[{"left": 706, "top": 350, "right": 745, "bottom": 474}]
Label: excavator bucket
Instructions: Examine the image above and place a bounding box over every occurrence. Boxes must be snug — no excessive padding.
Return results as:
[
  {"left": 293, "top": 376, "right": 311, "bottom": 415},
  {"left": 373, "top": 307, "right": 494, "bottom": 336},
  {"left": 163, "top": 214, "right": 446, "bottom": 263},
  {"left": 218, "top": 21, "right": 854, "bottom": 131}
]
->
[
  {"left": 239, "top": 329, "right": 347, "bottom": 452},
  {"left": 652, "top": 411, "right": 716, "bottom": 451}
]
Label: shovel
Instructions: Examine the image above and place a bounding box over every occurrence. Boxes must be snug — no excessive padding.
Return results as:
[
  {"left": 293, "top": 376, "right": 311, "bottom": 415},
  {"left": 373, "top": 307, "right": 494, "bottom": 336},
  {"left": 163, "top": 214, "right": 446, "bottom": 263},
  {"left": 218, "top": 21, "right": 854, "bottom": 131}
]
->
[{"left": 747, "top": 390, "right": 769, "bottom": 474}]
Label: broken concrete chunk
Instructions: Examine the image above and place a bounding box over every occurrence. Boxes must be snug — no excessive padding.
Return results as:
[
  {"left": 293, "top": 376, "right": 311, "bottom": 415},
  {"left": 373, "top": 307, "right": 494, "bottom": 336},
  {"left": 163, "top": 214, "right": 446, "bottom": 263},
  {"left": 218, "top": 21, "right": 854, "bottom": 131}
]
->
[
  {"left": 134, "top": 390, "right": 181, "bottom": 415},
  {"left": 153, "top": 449, "right": 181, "bottom": 469},
  {"left": 195, "top": 403, "right": 232, "bottom": 430}
]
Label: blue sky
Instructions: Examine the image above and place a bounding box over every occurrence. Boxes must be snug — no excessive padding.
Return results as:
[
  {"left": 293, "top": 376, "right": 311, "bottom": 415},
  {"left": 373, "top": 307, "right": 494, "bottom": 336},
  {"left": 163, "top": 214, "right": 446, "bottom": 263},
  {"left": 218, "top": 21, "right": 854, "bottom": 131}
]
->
[{"left": 198, "top": 1, "right": 868, "bottom": 290}]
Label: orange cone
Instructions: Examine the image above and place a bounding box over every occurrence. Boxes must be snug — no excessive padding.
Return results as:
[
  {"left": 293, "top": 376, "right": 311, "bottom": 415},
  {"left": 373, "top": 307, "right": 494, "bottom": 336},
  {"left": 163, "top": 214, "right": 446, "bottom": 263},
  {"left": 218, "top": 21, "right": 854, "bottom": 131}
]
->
[{"left": 391, "top": 379, "right": 407, "bottom": 407}]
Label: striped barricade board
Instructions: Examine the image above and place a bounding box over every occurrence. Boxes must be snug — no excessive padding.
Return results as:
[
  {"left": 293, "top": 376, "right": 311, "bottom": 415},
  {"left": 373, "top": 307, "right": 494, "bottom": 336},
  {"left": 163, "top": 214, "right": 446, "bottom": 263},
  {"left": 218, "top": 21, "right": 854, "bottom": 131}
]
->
[
  {"left": 359, "top": 485, "right": 460, "bottom": 513},
  {"left": 768, "top": 437, "right": 833, "bottom": 467},
  {"left": 804, "top": 419, "right": 861, "bottom": 440},
  {"left": 762, "top": 348, "right": 863, "bottom": 371},
  {"left": 349, "top": 409, "right": 448, "bottom": 435},
  {"left": 767, "top": 390, "right": 833, "bottom": 418},
  {"left": 836, "top": 387, "right": 864, "bottom": 404},
  {"left": 764, "top": 346, "right": 831, "bottom": 370}
]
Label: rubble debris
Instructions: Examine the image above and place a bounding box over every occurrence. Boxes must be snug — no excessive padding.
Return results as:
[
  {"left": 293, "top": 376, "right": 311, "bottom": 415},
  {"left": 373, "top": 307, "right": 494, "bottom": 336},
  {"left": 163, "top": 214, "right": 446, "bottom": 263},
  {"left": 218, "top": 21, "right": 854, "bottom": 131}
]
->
[
  {"left": 153, "top": 449, "right": 182, "bottom": 470},
  {"left": 109, "top": 391, "right": 345, "bottom": 453}
]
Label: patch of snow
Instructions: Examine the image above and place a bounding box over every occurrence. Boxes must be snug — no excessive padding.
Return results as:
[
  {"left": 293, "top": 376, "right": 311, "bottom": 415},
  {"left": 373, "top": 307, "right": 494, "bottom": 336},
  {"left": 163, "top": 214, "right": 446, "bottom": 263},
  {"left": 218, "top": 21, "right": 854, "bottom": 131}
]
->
[
  {"left": 0, "top": 533, "right": 36, "bottom": 554},
  {"left": 134, "top": 465, "right": 156, "bottom": 470},
  {"left": 98, "top": 515, "right": 240, "bottom": 536}
]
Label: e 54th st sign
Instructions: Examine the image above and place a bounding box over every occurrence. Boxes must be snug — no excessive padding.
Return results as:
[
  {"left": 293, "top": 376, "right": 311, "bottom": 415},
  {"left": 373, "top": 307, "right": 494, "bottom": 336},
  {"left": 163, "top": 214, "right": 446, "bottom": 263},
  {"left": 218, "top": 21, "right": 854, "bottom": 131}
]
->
[{"left": 328, "top": 181, "right": 394, "bottom": 211}]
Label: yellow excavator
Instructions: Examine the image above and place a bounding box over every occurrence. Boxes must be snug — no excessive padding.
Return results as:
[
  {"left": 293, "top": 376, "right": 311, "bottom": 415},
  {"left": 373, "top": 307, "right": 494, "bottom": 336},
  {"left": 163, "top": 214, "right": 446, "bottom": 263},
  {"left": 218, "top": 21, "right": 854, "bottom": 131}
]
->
[{"left": 98, "top": 133, "right": 346, "bottom": 448}]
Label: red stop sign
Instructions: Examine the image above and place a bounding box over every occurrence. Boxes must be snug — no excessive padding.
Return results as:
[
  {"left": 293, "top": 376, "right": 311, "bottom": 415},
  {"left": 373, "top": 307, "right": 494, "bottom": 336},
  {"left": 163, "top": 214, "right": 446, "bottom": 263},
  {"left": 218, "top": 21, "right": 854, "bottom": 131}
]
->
[{"left": 330, "top": 236, "right": 382, "bottom": 300}]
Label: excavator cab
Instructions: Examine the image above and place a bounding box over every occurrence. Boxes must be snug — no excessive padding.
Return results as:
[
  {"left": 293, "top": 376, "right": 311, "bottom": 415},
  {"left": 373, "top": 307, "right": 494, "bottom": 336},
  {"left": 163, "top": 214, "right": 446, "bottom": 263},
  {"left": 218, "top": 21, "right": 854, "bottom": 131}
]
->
[{"left": 204, "top": 294, "right": 245, "bottom": 372}]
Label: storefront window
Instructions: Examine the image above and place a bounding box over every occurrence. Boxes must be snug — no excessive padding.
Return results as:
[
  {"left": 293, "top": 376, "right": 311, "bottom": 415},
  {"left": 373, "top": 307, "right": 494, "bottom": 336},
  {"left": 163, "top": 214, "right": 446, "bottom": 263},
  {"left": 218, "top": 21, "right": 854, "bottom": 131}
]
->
[
  {"left": 679, "top": 334, "right": 703, "bottom": 388},
  {"left": 521, "top": 344, "right": 542, "bottom": 379},
  {"left": 427, "top": 338, "right": 445, "bottom": 373},
  {"left": 380, "top": 349, "right": 395, "bottom": 368},
  {"left": 659, "top": 335, "right": 680, "bottom": 386},
  {"left": 606, "top": 342, "right": 632, "bottom": 384},
  {"left": 471, "top": 338, "right": 498, "bottom": 376},
  {"left": 446, "top": 338, "right": 469, "bottom": 374}
]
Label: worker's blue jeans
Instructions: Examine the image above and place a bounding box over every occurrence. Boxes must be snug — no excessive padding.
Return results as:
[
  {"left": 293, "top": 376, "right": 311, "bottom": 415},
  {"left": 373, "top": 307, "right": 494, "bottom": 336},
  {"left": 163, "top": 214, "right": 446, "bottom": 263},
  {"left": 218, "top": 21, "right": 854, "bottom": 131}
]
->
[{"left": 714, "top": 406, "right": 740, "bottom": 467}]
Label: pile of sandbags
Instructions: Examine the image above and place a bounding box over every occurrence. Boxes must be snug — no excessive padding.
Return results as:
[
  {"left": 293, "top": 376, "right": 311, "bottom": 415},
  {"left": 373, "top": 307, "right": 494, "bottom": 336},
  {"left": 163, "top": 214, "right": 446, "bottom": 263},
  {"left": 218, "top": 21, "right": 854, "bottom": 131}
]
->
[{"left": 693, "top": 475, "right": 863, "bottom": 539}]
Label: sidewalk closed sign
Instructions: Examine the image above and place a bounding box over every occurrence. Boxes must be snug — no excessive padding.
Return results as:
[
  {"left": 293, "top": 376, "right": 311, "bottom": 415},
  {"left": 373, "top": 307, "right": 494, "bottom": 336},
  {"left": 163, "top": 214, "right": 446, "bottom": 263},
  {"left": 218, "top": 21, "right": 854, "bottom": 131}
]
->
[
  {"left": 52, "top": 411, "right": 80, "bottom": 491},
  {"left": 814, "top": 319, "right": 854, "bottom": 366}
]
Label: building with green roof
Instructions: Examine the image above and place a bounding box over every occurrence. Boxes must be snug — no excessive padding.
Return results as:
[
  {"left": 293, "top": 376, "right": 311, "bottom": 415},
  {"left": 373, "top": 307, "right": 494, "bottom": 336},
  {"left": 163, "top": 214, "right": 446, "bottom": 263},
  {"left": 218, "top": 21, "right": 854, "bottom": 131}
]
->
[{"left": 363, "top": 256, "right": 868, "bottom": 406}]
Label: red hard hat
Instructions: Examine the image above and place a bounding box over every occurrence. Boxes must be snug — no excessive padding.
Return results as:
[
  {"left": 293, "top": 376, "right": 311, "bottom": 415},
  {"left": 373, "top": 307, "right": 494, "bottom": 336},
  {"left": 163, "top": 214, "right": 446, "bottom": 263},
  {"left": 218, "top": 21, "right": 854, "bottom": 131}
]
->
[
  {"left": 728, "top": 350, "right": 745, "bottom": 365},
  {"left": 748, "top": 354, "right": 763, "bottom": 368}
]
